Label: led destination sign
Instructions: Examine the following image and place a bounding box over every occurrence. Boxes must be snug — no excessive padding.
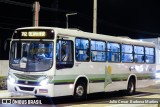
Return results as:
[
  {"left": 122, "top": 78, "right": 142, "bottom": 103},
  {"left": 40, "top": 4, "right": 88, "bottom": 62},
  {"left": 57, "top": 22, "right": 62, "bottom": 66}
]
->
[
  {"left": 13, "top": 29, "right": 54, "bottom": 39},
  {"left": 21, "top": 31, "right": 46, "bottom": 37}
]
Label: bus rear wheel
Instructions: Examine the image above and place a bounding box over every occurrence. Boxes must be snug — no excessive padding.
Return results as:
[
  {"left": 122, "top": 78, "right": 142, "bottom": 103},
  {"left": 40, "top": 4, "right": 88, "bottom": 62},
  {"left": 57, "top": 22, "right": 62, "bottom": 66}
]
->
[
  {"left": 127, "top": 79, "right": 135, "bottom": 95},
  {"left": 73, "top": 82, "right": 87, "bottom": 101}
]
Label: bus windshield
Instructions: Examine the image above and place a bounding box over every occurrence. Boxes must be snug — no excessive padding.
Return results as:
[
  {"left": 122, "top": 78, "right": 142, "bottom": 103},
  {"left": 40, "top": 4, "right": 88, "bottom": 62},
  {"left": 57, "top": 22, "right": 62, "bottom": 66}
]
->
[{"left": 10, "top": 41, "right": 53, "bottom": 72}]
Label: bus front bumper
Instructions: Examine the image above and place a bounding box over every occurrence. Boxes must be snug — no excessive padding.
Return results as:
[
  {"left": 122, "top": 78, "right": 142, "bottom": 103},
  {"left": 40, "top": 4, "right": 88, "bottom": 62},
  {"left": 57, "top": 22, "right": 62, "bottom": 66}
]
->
[{"left": 7, "top": 80, "right": 54, "bottom": 97}]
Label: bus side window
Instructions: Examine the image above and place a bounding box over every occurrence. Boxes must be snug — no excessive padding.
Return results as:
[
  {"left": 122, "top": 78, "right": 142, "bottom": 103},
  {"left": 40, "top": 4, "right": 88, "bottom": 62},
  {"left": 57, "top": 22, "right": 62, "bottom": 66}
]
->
[
  {"left": 145, "top": 47, "right": 155, "bottom": 64},
  {"left": 75, "top": 38, "right": 90, "bottom": 61},
  {"left": 134, "top": 46, "right": 144, "bottom": 63},
  {"left": 107, "top": 42, "right": 120, "bottom": 62},
  {"left": 91, "top": 40, "right": 106, "bottom": 62},
  {"left": 121, "top": 44, "right": 133, "bottom": 63},
  {"left": 56, "top": 39, "right": 74, "bottom": 69}
]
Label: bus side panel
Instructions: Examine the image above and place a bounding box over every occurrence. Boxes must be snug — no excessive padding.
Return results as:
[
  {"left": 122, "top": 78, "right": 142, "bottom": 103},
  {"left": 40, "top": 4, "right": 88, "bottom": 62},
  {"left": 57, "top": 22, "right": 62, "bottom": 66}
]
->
[
  {"left": 105, "top": 81, "right": 128, "bottom": 92},
  {"left": 105, "top": 63, "right": 132, "bottom": 92},
  {"left": 89, "top": 83, "right": 105, "bottom": 93},
  {"left": 54, "top": 84, "right": 74, "bottom": 97},
  {"left": 54, "top": 62, "right": 106, "bottom": 96},
  {"left": 86, "top": 62, "right": 106, "bottom": 93},
  {"left": 136, "top": 64, "right": 156, "bottom": 88}
]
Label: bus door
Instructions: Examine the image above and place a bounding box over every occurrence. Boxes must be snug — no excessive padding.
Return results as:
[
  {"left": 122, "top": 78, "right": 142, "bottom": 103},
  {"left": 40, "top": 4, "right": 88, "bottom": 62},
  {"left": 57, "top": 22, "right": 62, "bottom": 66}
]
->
[
  {"left": 55, "top": 38, "right": 74, "bottom": 72},
  {"left": 54, "top": 37, "right": 74, "bottom": 96}
]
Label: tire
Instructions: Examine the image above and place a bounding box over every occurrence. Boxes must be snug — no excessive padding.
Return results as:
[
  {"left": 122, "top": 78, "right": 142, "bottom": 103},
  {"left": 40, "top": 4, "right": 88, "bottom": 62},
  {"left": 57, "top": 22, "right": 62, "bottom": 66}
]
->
[
  {"left": 73, "top": 82, "right": 87, "bottom": 101},
  {"left": 127, "top": 79, "right": 136, "bottom": 95}
]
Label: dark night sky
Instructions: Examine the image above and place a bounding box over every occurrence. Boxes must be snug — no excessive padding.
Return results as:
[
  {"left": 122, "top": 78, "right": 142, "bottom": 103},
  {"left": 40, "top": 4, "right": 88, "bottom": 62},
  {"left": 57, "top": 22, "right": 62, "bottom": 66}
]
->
[{"left": 0, "top": 0, "right": 160, "bottom": 39}]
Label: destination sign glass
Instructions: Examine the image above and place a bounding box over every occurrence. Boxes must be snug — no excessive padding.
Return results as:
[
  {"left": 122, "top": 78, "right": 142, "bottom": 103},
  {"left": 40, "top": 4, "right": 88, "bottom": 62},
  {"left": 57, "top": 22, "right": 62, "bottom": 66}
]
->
[{"left": 13, "top": 29, "right": 54, "bottom": 39}]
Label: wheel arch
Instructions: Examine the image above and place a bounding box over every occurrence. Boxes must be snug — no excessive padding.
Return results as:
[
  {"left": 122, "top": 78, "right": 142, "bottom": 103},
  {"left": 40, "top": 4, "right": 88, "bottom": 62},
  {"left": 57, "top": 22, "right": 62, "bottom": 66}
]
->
[
  {"left": 72, "top": 75, "right": 89, "bottom": 95},
  {"left": 127, "top": 74, "right": 137, "bottom": 89}
]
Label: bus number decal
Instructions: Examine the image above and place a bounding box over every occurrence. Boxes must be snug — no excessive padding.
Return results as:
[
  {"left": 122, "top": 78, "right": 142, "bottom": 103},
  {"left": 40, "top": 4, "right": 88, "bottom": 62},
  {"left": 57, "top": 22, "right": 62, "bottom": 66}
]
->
[{"left": 21, "top": 32, "right": 27, "bottom": 37}]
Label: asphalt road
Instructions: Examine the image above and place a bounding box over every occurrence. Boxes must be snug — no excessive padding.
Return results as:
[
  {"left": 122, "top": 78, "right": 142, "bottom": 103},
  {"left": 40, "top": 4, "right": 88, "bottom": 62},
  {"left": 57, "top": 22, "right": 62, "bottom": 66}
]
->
[{"left": 0, "top": 84, "right": 160, "bottom": 107}]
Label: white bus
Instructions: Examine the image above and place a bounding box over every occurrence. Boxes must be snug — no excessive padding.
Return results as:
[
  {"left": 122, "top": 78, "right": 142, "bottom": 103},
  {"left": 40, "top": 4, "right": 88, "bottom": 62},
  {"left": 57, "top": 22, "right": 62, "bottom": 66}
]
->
[{"left": 7, "top": 27, "right": 156, "bottom": 100}]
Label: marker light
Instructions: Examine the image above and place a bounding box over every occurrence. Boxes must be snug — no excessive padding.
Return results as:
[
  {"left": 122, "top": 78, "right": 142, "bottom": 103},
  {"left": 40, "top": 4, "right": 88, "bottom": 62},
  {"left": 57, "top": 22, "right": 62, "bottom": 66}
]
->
[
  {"left": 8, "top": 75, "right": 16, "bottom": 83},
  {"left": 39, "top": 78, "right": 49, "bottom": 86}
]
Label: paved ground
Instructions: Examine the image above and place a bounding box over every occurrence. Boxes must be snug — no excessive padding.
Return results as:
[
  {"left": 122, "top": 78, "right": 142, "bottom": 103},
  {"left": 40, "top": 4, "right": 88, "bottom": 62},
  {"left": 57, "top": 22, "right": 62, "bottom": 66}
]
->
[{"left": 0, "top": 90, "right": 33, "bottom": 98}]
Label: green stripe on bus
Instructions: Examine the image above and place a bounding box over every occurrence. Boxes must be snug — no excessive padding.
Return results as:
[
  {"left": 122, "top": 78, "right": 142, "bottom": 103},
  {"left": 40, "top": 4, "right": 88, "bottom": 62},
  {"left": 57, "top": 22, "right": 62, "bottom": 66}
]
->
[
  {"left": 89, "top": 78, "right": 105, "bottom": 83},
  {"left": 110, "top": 73, "right": 155, "bottom": 81},
  {"left": 111, "top": 74, "right": 129, "bottom": 81},
  {"left": 136, "top": 73, "right": 155, "bottom": 80},
  {"left": 52, "top": 79, "right": 74, "bottom": 83},
  {"left": 51, "top": 78, "right": 105, "bottom": 84},
  {"left": 14, "top": 73, "right": 156, "bottom": 84}
]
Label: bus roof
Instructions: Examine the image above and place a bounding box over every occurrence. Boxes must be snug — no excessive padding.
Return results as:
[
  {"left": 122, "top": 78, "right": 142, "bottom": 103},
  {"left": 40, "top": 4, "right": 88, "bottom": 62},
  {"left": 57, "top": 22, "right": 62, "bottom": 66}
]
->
[{"left": 15, "top": 26, "right": 155, "bottom": 47}]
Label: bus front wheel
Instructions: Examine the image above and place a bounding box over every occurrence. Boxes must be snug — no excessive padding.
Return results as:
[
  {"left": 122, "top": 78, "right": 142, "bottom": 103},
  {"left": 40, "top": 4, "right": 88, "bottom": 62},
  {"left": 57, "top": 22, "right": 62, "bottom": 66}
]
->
[
  {"left": 127, "top": 79, "right": 135, "bottom": 95},
  {"left": 73, "top": 82, "right": 87, "bottom": 100}
]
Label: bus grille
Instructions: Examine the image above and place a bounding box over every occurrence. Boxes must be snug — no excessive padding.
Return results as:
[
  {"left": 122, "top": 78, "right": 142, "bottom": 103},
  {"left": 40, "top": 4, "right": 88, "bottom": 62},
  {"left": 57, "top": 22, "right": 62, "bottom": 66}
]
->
[
  {"left": 14, "top": 73, "right": 46, "bottom": 80},
  {"left": 17, "top": 80, "right": 40, "bottom": 86},
  {"left": 19, "top": 86, "right": 34, "bottom": 91}
]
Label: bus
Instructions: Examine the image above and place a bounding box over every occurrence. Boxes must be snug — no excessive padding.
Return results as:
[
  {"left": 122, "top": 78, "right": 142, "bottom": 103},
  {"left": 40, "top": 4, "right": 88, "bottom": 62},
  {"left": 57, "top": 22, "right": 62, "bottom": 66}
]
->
[{"left": 7, "top": 27, "right": 156, "bottom": 99}]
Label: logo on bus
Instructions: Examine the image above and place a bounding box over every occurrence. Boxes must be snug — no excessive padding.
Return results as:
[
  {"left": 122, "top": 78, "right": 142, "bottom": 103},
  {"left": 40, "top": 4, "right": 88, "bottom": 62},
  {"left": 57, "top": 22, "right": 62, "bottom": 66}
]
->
[{"left": 25, "top": 81, "right": 28, "bottom": 84}]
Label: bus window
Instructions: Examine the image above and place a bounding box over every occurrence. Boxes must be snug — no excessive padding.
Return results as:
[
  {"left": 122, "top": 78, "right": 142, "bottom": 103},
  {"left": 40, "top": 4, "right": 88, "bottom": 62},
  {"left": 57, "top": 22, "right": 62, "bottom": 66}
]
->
[
  {"left": 91, "top": 40, "right": 106, "bottom": 62},
  {"left": 10, "top": 41, "right": 53, "bottom": 71},
  {"left": 107, "top": 42, "right": 120, "bottom": 62},
  {"left": 134, "top": 46, "right": 144, "bottom": 63},
  {"left": 56, "top": 40, "right": 74, "bottom": 69},
  {"left": 121, "top": 44, "right": 133, "bottom": 63},
  {"left": 145, "top": 47, "right": 155, "bottom": 64},
  {"left": 75, "top": 38, "right": 90, "bottom": 61}
]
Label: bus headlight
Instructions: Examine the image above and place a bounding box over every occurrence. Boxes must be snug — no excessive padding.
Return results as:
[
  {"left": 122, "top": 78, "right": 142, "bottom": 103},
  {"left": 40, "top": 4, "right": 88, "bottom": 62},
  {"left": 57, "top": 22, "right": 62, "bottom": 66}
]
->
[
  {"left": 8, "top": 75, "right": 16, "bottom": 83},
  {"left": 39, "top": 78, "right": 49, "bottom": 86},
  {"left": 155, "top": 73, "right": 160, "bottom": 79}
]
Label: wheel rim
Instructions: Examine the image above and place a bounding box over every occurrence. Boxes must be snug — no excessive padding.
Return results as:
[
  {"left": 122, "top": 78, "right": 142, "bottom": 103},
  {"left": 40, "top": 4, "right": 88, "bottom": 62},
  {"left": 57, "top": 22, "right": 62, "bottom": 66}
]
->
[
  {"left": 129, "top": 82, "right": 134, "bottom": 93},
  {"left": 76, "top": 85, "right": 84, "bottom": 96}
]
